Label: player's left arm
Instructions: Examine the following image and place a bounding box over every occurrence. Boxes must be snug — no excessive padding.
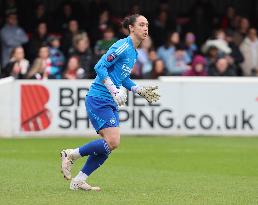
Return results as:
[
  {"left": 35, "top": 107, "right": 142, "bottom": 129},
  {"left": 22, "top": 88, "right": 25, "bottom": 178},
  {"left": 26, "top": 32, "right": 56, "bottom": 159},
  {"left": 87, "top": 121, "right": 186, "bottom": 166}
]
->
[
  {"left": 122, "top": 77, "right": 160, "bottom": 103},
  {"left": 122, "top": 76, "right": 136, "bottom": 91}
]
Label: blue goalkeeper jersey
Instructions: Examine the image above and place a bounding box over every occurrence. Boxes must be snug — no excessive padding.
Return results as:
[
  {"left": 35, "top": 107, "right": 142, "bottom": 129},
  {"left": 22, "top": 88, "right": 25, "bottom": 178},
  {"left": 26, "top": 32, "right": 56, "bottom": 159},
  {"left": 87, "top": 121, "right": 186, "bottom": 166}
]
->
[{"left": 87, "top": 36, "right": 137, "bottom": 101}]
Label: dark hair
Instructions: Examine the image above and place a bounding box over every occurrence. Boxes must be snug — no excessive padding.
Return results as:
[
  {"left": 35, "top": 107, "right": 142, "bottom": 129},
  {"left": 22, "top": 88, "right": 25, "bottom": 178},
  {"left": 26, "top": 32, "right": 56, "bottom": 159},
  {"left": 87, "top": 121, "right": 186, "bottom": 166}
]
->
[
  {"left": 151, "top": 59, "right": 165, "bottom": 79},
  {"left": 122, "top": 14, "right": 141, "bottom": 32},
  {"left": 175, "top": 43, "right": 186, "bottom": 51},
  {"left": 6, "top": 12, "right": 17, "bottom": 18},
  {"left": 40, "top": 42, "right": 48, "bottom": 47},
  {"left": 104, "top": 26, "right": 114, "bottom": 33},
  {"left": 164, "top": 31, "right": 179, "bottom": 48}
]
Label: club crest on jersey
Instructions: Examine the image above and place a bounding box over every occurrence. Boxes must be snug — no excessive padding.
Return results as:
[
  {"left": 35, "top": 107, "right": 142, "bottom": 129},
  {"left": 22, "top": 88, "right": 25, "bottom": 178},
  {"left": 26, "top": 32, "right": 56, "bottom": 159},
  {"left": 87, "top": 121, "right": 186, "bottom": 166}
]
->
[
  {"left": 110, "top": 117, "right": 116, "bottom": 124},
  {"left": 107, "top": 53, "right": 117, "bottom": 62}
]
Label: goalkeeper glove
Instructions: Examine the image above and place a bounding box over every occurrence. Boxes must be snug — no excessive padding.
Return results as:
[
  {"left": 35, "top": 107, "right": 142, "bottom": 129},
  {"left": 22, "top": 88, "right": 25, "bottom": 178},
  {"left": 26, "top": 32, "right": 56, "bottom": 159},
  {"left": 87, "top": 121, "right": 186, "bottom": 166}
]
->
[
  {"left": 104, "top": 77, "right": 127, "bottom": 106},
  {"left": 131, "top": 85, "right": 160, "bottom": 103}
]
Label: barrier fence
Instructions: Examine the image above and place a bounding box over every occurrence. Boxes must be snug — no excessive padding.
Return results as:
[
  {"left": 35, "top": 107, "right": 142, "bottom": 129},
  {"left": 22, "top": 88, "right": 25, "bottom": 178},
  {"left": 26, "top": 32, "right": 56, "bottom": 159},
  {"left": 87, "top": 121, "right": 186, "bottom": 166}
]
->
[{"left": 0, "top": 77, "right": 258, "bottom": 137}]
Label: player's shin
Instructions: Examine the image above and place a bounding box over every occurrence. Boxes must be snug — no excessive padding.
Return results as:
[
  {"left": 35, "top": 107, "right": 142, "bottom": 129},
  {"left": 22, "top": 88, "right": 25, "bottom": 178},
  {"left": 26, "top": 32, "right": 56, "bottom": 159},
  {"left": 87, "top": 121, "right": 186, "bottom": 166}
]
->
[{"left": 81, "top": 154, "right": 109, "bottom": 177}]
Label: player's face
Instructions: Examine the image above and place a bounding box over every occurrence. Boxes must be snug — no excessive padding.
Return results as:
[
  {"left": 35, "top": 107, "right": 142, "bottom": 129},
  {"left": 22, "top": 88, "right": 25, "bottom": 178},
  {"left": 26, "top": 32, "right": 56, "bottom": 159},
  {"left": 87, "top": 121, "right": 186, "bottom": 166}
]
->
[{"left": 131, "top": 16, "right": 149, "bottom": 41}]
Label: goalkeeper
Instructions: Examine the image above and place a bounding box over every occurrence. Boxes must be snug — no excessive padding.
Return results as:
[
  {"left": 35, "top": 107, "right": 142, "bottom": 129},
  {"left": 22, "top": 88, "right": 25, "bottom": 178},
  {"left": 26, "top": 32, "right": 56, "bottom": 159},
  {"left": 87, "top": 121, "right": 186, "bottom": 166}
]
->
[{"left": 60, "top": 14, "right": 160, "bottom": 191}]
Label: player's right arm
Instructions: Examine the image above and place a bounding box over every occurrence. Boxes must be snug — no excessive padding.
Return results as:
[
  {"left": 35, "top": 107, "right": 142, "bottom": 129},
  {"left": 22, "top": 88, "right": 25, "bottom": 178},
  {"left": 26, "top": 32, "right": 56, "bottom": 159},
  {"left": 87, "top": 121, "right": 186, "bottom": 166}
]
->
[{"left": 94, "top": 40, "right": 129, "bottom": 106}]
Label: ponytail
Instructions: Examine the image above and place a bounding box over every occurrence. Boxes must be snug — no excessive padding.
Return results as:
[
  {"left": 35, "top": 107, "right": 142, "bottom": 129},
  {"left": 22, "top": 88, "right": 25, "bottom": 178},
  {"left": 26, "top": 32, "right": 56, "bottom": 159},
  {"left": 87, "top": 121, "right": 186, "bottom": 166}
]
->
[{"left": 122, "top": 14, "right": 141, "bottom": 33}]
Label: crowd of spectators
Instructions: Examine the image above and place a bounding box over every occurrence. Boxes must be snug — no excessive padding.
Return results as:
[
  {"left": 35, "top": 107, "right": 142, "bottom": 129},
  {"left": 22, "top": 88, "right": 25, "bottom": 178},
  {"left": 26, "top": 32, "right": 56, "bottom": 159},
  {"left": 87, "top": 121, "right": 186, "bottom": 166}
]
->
[{"left": 1, "top": 0, "right": 258, "bottom": 80}]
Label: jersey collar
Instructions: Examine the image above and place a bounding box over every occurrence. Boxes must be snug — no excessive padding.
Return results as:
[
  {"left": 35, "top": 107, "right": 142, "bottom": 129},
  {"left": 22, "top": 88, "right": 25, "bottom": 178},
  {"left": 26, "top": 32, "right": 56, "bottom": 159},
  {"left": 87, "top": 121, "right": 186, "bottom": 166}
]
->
[
  {"left": 127, "top": 36, "right": 138, "bottom": 57},
  {"left": 127, "top": 36, "right": 135, "bottom": 48}
]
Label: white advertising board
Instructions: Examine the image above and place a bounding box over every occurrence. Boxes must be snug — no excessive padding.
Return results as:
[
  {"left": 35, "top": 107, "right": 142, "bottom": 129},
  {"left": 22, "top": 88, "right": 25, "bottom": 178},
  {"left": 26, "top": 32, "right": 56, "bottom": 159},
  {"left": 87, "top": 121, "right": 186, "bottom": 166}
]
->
[{"left": 0, "top": 78, "right": 258, "bottom": 137}]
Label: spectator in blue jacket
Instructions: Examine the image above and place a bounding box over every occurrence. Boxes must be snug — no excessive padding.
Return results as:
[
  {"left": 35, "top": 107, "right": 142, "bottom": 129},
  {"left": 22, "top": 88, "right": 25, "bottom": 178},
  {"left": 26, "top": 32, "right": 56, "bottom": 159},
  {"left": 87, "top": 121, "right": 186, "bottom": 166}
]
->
[{"left": 0, "top": 12, "right": 28, "bottom": 67}]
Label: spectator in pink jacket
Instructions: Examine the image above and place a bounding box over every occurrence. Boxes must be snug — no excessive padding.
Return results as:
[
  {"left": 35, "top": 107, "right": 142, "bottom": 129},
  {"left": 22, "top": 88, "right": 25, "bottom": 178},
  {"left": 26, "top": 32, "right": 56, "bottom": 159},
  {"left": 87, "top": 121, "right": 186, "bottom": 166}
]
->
[{"left": 183, "top": 55, "right": 207, "bottom": 76}]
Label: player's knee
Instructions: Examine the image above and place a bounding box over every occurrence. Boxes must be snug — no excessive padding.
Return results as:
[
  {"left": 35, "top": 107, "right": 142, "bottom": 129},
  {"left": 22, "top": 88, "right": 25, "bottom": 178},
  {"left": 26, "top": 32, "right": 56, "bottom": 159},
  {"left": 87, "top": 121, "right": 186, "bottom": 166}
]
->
[
  {"left": 107, "top": 137, "right": 120, "bottom": 150},
  {"left": 100, "top": 128, "right": 120, "bottom": 151}
]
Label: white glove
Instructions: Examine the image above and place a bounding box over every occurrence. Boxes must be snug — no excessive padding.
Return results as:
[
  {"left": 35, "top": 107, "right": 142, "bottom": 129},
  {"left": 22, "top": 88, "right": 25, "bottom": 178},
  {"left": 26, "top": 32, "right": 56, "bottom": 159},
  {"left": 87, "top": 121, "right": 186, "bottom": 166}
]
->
[
  {"left": 104, "top": 77, "right": 127, "bottom": 106},
  {"left": 132, "top": 85, "right": 160, "bottom": 103},
  {"left": 111, "top": 88, "right": 127, "bottom": 106}
]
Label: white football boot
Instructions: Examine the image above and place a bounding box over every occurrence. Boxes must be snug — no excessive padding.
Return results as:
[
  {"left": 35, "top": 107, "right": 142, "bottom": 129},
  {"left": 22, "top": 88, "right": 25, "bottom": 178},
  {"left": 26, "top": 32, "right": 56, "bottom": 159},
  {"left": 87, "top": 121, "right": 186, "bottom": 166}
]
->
[
  {"left": 60, "top": 149, "right": 74, "bottom": 180},
  {"left": 70, "top": 178, "right": 101, "bottom": 191}
]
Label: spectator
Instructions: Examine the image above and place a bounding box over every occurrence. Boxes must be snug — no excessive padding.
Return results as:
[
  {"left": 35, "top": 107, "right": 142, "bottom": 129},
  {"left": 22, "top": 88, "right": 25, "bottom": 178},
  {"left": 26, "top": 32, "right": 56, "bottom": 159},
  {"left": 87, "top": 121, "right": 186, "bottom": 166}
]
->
[
  {"left": 151, "top": 10, "right": 171, "bottom": 47},
  {"left": 69, "top": 32, "right": 96, "bottom": 79},
  {"left": 225, "top": 30, "right": 244, "bottom": 75},
  {"left": 231, "top": 15, "right": 241, "bottom": 31},
  {"left": 240, "top": 28, "right": 258, "bottom": 76},
  {"left": 90, "top": 9, "right": 113, "bottom": 46},
  {"left": 238, "top": 17, "right": 250, "bottom": 37},
  {"left": 128, "top": 3, "right": 141, "bottom": 15},
  {"left": 221, "top": 6, "right": 236, "bottom": 31},
  {"left": 184, "top": 32, "right": 198, "bottom": 61},
  {"left": 30, "top": 3, "right": 50, "bottom": 32},
  {"left": 144, "top": 59, "right": 166, "bottom": 79},
  {"left": 215, "top": 29, "right": 226, "bottom": 41},
  {"left": 61, "top": 19, "right": 81, "bottom": 56},
  {"left": 204, "top": 46, "right": 220, "bottom": 68},
  {"left": 202, "top": 29, "right": 232, "bottom": 56},
  {"left": 0, "top": 13, "right": 28, "bottom": 67},
  {"left": 27, "top": 45, "right": 57, "bottom": 79},
  {"left": 94, "top": 27, "right": 117, "bottom": 58},
  {"left": 168, "top": 44, "right": 191, "bottom": 75},
  {"left": 208, "top": 57, "right": 237, "bottom": 76},
  {"left": 183, "top": 55, "right": 207, "bottom": 76},
  {"left": 55, "top": 2, "right": 77, "bottom": 32},
  {"left": 27, "top": 21, "right": 48, "bottom": 61},
  {"left": 87, "top": 0, "right": 110, "bottom": 28},
  {"left": 63, "top": 56, "right": 84, "bottom": 79},
  {"left": 212, "top": 30, "right": 239, "bottom": 70},
  {"left": 134, "top": 48, "right": 158, "bottom": 79},
  {"left": 157, "top": 31, "right": 180, "bottom": 72},
  {"left": 187, "top": 0, "right": 215, "bottom": 46},
  {"left": 2, "top": 46, "right": 29, "bottom": 79},
  {"left": 48, "top": 35, "right": 65, "bottom": 78},
  {"left": 233, "top": 17, "right": 250, "bottom": 46}
]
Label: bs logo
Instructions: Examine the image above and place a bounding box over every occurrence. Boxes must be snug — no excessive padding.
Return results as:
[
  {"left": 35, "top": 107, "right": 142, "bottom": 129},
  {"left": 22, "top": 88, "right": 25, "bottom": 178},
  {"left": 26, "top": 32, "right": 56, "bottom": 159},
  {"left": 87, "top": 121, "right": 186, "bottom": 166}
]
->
[{"left": 21, "top": 85, "right": 52, "bottom": 131}]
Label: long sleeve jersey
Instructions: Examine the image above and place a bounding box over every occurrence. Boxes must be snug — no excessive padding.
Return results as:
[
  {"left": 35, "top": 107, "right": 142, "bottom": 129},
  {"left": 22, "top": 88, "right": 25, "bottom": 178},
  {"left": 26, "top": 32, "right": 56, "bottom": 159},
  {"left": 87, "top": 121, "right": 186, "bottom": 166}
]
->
[{"left": 87, "top": 36, "right": 138, "bottom": 101}]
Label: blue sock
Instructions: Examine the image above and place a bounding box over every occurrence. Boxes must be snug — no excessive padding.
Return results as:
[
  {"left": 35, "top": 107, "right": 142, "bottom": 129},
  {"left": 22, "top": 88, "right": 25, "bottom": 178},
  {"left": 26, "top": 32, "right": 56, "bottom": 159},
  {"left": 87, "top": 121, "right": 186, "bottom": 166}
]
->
[
  {"left": 79, "top": 139, "right": 111, "bottom": 157},
  {"left": 79, "top": 139, "right": 111, "bottom": 176},
  {"left": 81, "top": 154, "right": 108, "bottom": 176}
]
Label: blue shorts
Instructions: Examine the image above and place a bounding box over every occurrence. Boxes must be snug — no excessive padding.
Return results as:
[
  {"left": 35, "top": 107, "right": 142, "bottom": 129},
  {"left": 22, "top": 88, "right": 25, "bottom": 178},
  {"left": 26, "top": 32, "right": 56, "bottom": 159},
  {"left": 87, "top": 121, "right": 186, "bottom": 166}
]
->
[{"left": 85, "top": 95, "right": 119, "bottom": 133}]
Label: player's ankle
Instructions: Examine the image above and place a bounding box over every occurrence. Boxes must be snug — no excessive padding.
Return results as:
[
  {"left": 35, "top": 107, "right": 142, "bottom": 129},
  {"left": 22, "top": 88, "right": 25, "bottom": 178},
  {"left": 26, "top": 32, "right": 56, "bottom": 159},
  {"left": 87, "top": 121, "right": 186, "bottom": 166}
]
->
[
  {"left": 70, "top": 148, "right": 81, "bottom": 161},
  {"left": 74, "top": 171, "right": 88, "bottom": 181}
]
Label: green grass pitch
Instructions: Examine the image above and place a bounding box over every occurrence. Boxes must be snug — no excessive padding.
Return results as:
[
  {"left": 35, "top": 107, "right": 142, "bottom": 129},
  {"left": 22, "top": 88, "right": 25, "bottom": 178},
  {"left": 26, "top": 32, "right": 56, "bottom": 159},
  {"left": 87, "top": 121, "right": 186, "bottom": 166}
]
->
[{"left": 0, "top": 136, "right": 258, "bottom": 205}]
